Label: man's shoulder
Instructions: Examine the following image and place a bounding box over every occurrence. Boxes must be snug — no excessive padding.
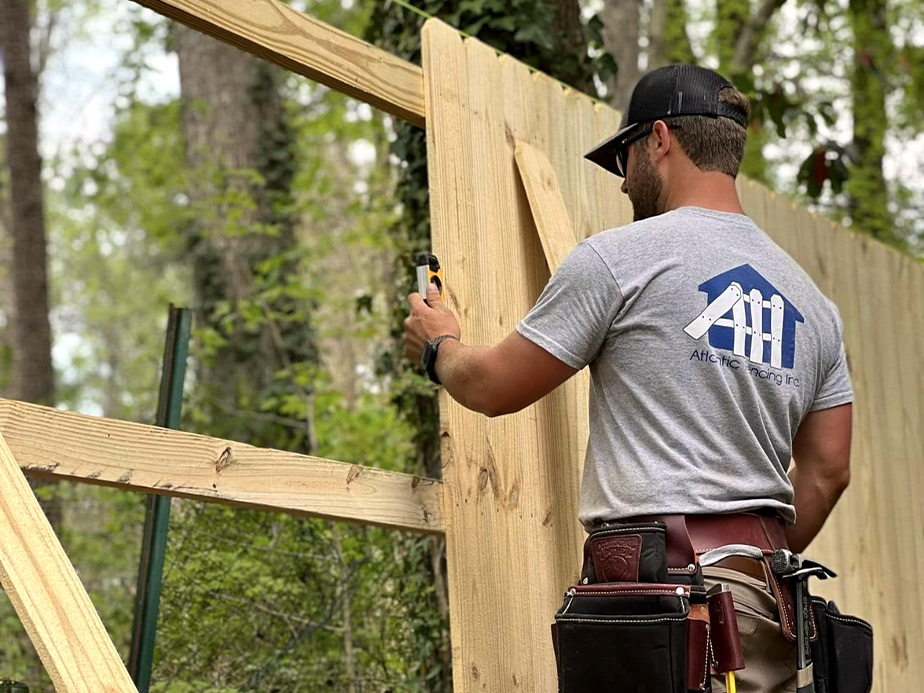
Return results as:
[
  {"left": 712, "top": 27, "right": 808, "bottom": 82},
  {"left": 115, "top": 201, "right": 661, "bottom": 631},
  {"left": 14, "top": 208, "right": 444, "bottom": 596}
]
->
[
  {"left": 586, "top": 209, "right": 692, "bottom": 258},
  {"left": 589, "top": 213, "right": 665, "bottom": 243}
]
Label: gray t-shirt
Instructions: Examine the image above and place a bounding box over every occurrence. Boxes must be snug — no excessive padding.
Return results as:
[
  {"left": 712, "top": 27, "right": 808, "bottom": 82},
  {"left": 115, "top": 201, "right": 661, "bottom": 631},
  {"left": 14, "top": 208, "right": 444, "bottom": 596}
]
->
[{"left": 517, "top": 206, "right": 853, "bottom": 527}]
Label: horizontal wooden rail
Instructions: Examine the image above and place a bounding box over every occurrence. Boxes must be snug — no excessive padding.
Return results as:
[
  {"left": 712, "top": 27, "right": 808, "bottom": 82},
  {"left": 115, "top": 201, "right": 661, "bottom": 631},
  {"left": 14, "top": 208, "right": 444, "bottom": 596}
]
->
[
  {"left": 132, "top": 0, "right": 426, "bottom": 127},
  {"left": 0, "top": 399, "right": 443, "bottom": 535}
]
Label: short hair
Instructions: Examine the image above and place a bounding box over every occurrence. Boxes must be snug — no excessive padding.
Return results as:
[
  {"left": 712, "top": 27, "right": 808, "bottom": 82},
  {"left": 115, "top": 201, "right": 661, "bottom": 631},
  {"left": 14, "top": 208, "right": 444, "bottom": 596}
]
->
[{"left": 636, "top": 87, "right": 750, "bottom": 177}]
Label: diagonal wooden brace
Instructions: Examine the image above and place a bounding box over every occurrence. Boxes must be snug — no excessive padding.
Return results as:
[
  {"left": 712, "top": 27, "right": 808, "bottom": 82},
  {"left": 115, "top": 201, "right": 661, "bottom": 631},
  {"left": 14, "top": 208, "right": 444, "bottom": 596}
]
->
[
  {"left": 514, "top": 141, "right": 579, "bottom": 272},
  {"left": 0, "top": 430, "right": 137, "bottom": 693}
]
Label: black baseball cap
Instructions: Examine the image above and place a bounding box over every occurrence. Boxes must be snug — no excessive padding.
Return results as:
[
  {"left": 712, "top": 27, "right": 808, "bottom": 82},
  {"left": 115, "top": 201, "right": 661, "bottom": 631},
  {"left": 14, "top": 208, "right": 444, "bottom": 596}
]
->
[{"left": 585, "top": 64, "right": 748, "bottom": 177}]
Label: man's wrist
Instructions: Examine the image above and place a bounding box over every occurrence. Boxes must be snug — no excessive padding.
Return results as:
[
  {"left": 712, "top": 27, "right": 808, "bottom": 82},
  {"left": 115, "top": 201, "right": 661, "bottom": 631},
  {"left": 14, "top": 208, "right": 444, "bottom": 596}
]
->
[{"left": 421, "top": 334, "right": 460, "bottom": 384}]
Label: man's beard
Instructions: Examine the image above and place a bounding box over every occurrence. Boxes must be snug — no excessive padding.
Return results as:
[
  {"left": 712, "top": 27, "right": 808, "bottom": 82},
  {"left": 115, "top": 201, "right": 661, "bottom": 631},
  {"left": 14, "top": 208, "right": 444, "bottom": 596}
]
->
[{"left": 628, "top": 145, "right": 663, "bottom": 221}]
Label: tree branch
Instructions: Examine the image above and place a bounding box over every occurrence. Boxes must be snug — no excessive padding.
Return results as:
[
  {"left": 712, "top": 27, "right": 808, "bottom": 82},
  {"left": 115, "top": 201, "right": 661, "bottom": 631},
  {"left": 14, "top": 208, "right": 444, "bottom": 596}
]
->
[{"left": 732, "top": 0, "right": 788, "bottom": 76}]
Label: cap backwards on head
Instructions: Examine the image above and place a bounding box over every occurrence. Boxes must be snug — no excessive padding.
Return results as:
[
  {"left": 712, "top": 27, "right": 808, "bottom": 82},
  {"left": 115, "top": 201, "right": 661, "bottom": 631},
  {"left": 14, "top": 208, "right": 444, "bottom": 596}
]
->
[{"left": 586, "top": 65, "right": 749, "bottom": 178}]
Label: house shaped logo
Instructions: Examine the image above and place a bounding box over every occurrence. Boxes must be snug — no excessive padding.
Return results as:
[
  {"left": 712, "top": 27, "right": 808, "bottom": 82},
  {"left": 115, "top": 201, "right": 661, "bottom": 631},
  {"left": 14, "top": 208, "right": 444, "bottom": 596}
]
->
[{"left": 684, "top": 264, "right": 804, "bottom": 369}]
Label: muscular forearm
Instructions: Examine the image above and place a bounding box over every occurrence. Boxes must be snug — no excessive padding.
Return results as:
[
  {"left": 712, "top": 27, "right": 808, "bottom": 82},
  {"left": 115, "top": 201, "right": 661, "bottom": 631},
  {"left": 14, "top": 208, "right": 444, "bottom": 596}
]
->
[
  {"left": 404, "top": 286, "right": 578, "bottom": 417},
  {"left": 785, "top": 463, "right": 850, "bottom": 553},
  {"left": 434, "top": 339, "right": 500, "bottom": 416}
]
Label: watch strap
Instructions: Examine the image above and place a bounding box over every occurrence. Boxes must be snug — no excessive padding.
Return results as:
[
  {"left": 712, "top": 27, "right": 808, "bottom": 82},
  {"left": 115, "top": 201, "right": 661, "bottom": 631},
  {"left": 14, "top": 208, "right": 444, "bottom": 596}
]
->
[{"left": 422, "top": 335, "right": 459, "bottom": 384}]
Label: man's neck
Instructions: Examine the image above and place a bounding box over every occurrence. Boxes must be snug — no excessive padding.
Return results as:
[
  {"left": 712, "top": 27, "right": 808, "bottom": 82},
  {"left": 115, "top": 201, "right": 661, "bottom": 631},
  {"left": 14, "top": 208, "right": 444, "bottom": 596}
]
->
[{"left": 661, "top": 170, "right": 745, "bottom": 216}]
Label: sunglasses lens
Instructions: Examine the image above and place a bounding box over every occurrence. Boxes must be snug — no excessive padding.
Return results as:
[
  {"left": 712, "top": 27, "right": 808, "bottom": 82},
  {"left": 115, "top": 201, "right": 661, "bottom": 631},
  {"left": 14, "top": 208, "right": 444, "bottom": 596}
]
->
[{"left": 617, "top": 149, "right": 628, "bottom": 177}]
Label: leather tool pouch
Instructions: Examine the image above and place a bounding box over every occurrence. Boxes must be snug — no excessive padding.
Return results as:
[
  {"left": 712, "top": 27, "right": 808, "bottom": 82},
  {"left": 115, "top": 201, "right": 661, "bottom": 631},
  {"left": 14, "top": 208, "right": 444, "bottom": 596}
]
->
[
  {"left": 810, "top": 598, "right": 873, "bottom": 693},
  {"left": 554, "top": 583, "right": 691, "bottom": 693},
  {"left": 707, "top": 586, "right": 744, "bottom": 673},
  {"left": 686, "top": 586, "right": 712, "bottom": 691},
  {"left": 582, "top": 522, "right": 669, "bottom": 584}
]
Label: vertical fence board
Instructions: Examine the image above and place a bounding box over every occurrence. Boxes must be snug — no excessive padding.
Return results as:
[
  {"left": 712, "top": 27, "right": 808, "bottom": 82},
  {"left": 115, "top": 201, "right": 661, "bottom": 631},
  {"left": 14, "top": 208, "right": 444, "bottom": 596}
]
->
[{"left": 424, "top": 20, "right": 570, "bottom": 691}]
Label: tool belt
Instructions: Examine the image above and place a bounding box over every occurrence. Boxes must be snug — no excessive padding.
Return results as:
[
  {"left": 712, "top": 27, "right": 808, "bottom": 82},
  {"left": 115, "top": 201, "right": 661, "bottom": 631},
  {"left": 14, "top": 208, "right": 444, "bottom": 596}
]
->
[
  {"left": 584, "top": 512, "right": 809, "bottom": 642},
  {"left": 552, "top": 512, "right": 874, "bottom": 693}
]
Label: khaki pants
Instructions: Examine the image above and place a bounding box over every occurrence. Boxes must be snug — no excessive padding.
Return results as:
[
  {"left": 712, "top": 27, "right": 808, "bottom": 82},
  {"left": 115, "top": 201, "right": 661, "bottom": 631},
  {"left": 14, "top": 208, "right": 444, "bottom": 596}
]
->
[{"left": 704, "top": 566, "right": 798, "bottom": 693}]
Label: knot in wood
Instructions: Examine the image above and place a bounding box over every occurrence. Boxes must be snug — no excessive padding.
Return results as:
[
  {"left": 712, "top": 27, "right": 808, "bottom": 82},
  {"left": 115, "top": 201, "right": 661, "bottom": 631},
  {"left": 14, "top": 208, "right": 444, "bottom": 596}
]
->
[{"left": 215, "top": 446, "right": 233, "bottom": 473}]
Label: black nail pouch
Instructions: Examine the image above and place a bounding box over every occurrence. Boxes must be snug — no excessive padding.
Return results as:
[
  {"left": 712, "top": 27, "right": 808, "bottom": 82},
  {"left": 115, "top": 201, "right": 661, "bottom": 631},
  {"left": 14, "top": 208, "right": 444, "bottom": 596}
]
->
[
  {"left": 554, "top": 583, "right": 689, "bottom": 693},
  {"left": 810, "top": 598, "right": 873, "bottom": 693},
  {"left": 582, "top": 521, "right": 668, "bottom": 584}
]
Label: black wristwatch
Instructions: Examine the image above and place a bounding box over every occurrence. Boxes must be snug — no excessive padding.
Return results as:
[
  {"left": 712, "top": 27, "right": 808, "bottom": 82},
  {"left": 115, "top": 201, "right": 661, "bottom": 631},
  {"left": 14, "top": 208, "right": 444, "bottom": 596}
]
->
[{"left": 421, "top": 335, "right": 459, "bottom": 385}]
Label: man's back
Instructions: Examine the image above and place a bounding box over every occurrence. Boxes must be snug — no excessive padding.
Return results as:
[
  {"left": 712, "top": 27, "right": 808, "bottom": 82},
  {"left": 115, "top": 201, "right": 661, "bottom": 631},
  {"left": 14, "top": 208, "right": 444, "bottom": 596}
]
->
[{"left": 517, "top": 206, "right": 852, "bottom": 527}]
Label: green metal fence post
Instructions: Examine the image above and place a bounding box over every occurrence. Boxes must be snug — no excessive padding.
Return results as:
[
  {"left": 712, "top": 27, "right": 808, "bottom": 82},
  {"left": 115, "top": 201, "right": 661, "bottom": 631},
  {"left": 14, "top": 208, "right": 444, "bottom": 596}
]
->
[{"left": 128, "top": 305, "right": 192, "bottom": 691}]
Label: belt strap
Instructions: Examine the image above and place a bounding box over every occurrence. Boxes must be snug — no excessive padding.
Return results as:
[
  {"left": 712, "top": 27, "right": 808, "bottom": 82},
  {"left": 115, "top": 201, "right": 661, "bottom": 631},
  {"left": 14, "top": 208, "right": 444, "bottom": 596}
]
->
[{"left": 624, "top": 513, "right": 788, "bottom": 569}]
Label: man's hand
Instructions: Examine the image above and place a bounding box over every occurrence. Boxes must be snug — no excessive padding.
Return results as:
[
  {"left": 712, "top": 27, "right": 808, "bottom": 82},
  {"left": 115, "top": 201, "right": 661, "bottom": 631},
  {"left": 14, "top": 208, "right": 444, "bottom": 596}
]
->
[{"left": 404, "top": 283, "right": 462, "bottom": 366}]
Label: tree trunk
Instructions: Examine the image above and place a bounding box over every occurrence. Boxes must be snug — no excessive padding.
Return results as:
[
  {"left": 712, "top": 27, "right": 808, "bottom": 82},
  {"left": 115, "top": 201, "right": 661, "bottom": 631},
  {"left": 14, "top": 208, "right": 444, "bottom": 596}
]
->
[
  {"left": 0, "top": 187, "right": 16, "bottom": 397},
  {"left": 601, "top": 0, "right": 641, "bottom": 114},
  {"left": 1, "top": 4, "right": 59, "bottom": 687},
  {"left": 554, "top": 0, "right": 596, "bottom": 95},
  {"left": 648, "top": 0, "right": 667, "bottom": 69},
  {"left": 847, "top": 0, "right": 895, "bottom": 244},
  {"left": 0, "top": 0, "right": 55, "bottom": 409},
  {"left": 174, "top": 25, "right": 317, "bottom": 451},
  {"left": 715, "top": 0, "right": 750, "bottom": 79},
  {"left": 1, "top": 0, "right": 61, "bottom": 555},
  {"left": 713, "top": 0, "right": 784, "bottom": 183},
  {"left": 731, "top": 0, "right": 787, "bottom": 79}
]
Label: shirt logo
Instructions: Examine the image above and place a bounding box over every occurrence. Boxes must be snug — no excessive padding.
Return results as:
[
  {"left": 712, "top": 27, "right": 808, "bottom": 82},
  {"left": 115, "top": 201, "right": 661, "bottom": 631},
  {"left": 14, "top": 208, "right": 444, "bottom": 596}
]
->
[{"left": 684, "top": 264, "right": 804, "bottom": 369}]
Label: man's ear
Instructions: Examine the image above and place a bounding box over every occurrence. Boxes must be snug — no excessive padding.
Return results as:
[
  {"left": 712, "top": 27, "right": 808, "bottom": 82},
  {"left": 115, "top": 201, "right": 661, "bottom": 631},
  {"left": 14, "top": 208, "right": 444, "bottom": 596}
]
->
[{"left": 652, "top": 120, "right": 672, "bottom": 160}]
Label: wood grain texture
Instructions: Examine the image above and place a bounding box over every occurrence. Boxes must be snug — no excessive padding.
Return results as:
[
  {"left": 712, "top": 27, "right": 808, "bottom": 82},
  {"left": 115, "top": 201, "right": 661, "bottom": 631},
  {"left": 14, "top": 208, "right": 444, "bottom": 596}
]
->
[
  {"left": 425, "top": 21, "right": 557, "bottom": 692},
  {"left": 0, "top": 430, "right": 138, "bottom": 692},
  {"left": 0, "top": 399, "right": 443, "bottom": 535},
  {"left": 131, "top": 0, "right": 425, "bottom": 127},
  {"left": 424, "top": 20, "right": 630, "bottom": 692},
  {"left": 738, "top": 184, "right": 924, "bottom": 690}
]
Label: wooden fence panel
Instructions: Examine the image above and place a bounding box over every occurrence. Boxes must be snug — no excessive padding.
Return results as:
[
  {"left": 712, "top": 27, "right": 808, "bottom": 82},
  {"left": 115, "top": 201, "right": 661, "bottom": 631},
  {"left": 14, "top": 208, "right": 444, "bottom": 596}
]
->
[
  {"left": 424, "top": 21, "right": 923, "bottom": 691},
  {"left": 424, "top": 20, "right": 607, "bottom": 691}
]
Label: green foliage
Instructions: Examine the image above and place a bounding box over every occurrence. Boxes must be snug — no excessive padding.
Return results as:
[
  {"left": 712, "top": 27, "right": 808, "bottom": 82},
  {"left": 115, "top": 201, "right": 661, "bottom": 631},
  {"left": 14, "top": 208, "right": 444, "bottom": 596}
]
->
[
  {"left": 370, "top": 0, "right": 596, "bottom": 92},
  {"left": 660, "top": 0, "right": 698, "bottom": 65},
  {"left": 844, "top": 0, "right": 896, "bottom": 246},
  {"left": 48, "top": 99, "right": 192, "bottom": 419}
]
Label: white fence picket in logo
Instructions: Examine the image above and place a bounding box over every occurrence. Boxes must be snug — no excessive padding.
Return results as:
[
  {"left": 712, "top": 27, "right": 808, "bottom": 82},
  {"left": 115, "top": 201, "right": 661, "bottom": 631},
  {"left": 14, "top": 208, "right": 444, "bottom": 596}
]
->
[
  {"left": 749, "top": 289, "right": 764, "bottom": 362},
  {"left": 770, "top": 294, "right": 785, "bottom": 369},
  {"left": 733, "top": 289, "right": 748, "bottom": 356},
  {"left": 684, "top": 282, "right": 743, "bottom": 340}
]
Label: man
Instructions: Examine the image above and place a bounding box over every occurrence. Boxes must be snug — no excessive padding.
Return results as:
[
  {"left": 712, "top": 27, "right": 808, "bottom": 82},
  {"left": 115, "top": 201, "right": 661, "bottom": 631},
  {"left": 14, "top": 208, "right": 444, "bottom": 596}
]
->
[{"left": 404, "top": 65, "right": 853, "bottom": 692}]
